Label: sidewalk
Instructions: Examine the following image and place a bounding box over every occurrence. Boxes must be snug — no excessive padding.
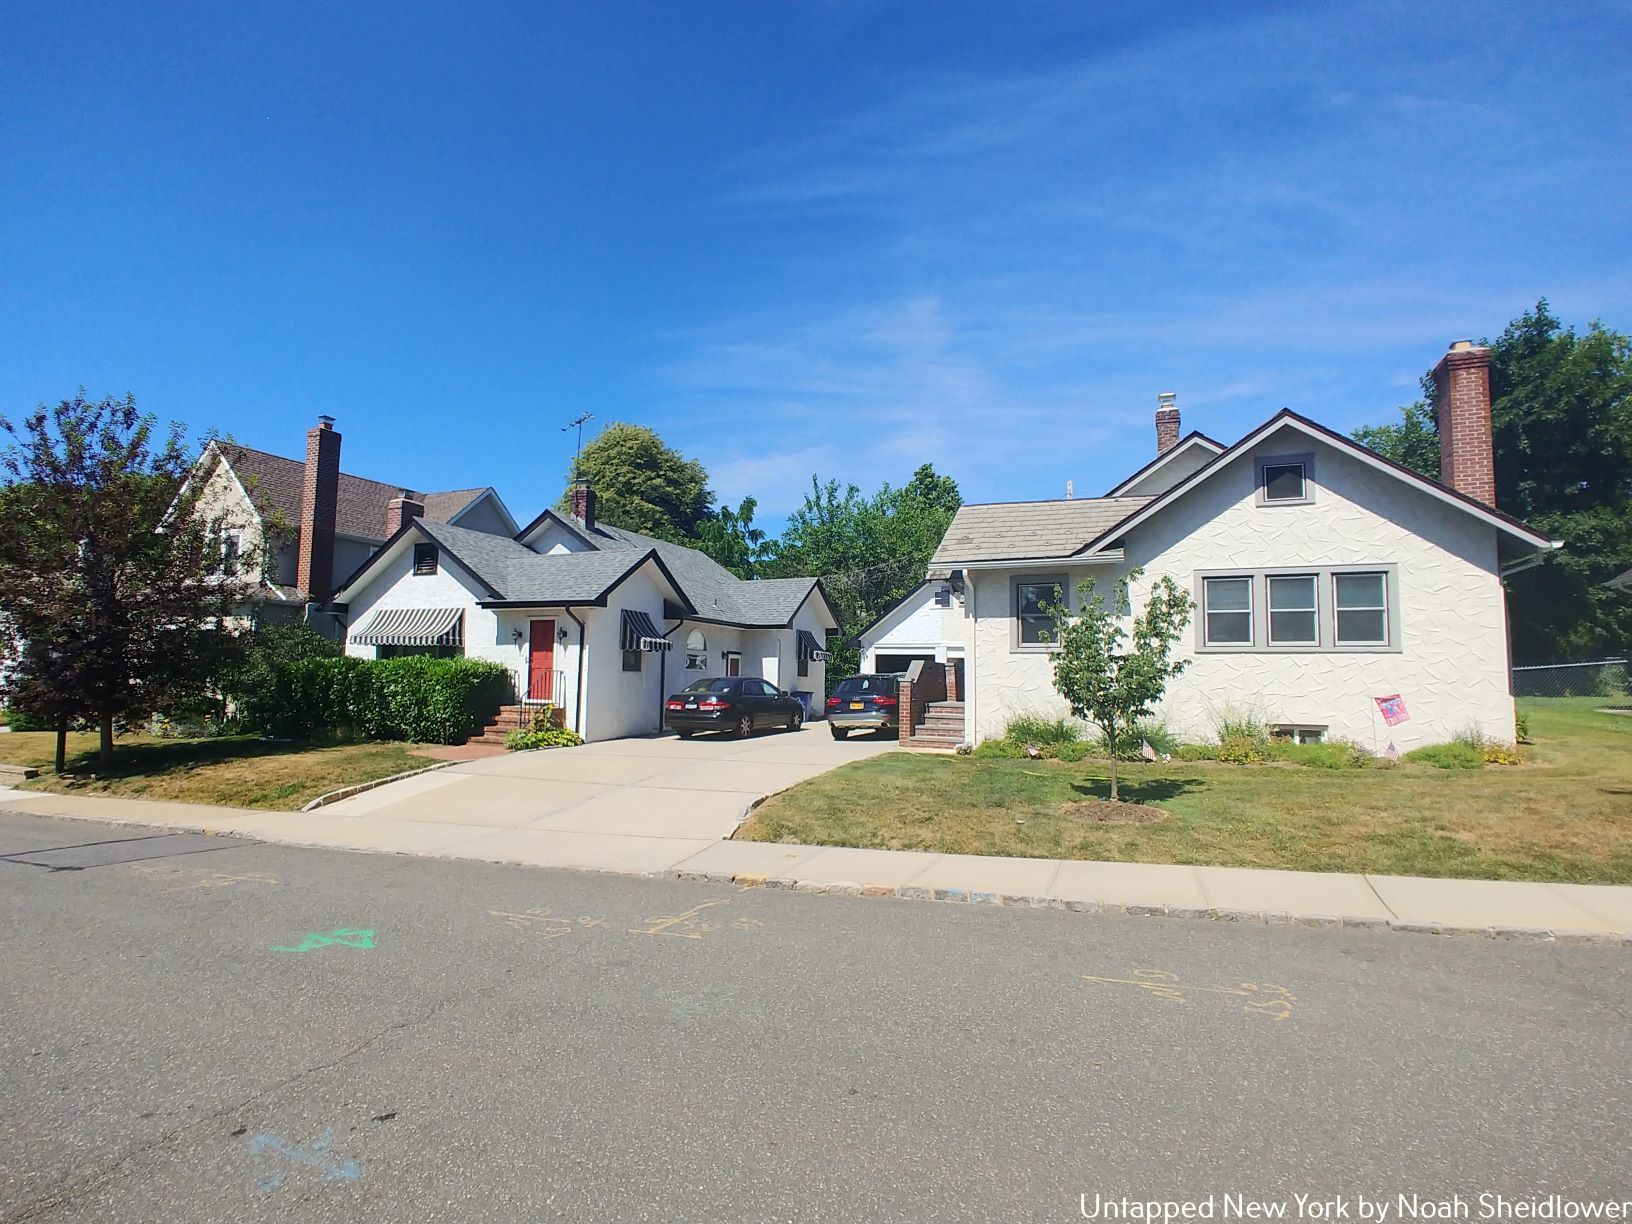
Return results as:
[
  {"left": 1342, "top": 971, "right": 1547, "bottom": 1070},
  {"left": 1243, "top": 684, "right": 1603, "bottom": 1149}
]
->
[{"left": 3, "top": 788, "right": 1629, "bottom": 944}]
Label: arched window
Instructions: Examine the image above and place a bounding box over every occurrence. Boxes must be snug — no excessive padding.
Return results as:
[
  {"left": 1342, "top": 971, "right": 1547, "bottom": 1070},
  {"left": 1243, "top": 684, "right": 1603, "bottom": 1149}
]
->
[{"left": 685, "top": 629, "right": 707, "bottom": 670}]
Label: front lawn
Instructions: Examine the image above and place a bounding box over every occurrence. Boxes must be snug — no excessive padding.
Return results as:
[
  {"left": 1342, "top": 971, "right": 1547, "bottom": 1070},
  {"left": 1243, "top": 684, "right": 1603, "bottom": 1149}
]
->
[
  {"left": 0, "top": 732, "right": 431, "bottom": 811},
  {"left": 739, "top": 699, "right": 1632, "bottom": 883}
]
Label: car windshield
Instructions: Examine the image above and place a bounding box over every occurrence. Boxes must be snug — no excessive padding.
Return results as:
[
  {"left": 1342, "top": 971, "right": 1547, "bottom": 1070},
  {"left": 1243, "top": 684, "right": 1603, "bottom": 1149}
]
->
[
  {"left": 682, "top": 678, "right": 739, "bottom": 694},
  {"left": 834, "top": 676, "right": 895, "bottom": 696}
]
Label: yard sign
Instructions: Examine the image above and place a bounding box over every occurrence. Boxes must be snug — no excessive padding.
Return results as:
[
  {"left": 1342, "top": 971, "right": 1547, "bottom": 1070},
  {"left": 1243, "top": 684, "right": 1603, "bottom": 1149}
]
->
[{"left": 1374, "top": 694, "right": 1410, "bottom": 727}]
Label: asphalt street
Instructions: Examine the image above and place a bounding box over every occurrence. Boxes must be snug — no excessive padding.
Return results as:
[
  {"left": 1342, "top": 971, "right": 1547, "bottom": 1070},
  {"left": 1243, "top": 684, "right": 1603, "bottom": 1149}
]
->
[{"left": 2, "top": 809, "right": 1629, "bottom": 1223}]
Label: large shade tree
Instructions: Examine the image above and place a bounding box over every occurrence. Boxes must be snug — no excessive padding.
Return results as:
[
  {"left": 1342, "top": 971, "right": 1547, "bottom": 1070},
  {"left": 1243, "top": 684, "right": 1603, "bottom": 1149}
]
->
[
  {"left": 0, "top": 393, "right": 259, "bottom": 767},
  {"left": 1355, "top": 301, "right": 1632, "bottom": 659},
  {"left": 557, "top": 422, "right": 714, "bottom": 540}
]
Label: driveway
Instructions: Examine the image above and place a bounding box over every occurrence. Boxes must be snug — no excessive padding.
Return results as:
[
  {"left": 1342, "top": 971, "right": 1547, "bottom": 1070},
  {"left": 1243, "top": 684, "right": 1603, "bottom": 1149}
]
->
[{"left": 312, "top": 724, "right": 895, "bottom": 869}]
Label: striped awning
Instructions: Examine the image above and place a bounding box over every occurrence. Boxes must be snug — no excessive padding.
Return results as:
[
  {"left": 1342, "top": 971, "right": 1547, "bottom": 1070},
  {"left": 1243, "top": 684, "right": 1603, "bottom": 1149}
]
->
[
  {"left": 350, "top": 606, "right": 464, "bottom": 647},
  {"left": 620, "top": 609, "right": 671, "bottom": 652},
  {"left": 797, "top": 629, "right": 831, "bottom": 662}
]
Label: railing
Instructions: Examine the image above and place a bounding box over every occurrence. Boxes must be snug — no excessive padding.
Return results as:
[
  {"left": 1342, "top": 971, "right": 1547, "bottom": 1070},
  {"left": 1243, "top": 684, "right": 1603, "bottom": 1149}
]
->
[
  {"left": 1511, "top": 658, "right": 1629, "bottom": 700},
  {"left": 512, "top": 668, "right": 566, "bottom": 708}
]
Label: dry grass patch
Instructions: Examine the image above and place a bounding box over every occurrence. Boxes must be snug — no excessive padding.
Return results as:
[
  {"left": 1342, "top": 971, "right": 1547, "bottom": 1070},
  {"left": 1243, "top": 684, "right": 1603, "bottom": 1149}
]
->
[
  {"left": 739, "top": 699, "right": 1632, "bottom": 883},
  {"left": 0, "top": 732, "right": 429, "bottom": 810}
]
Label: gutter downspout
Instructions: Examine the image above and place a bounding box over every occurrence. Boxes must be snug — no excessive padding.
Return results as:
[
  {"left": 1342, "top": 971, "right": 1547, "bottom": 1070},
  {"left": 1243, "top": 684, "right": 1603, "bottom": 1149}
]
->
[{"left": 565, "top": 607, "right": 587, "bottom": 736}]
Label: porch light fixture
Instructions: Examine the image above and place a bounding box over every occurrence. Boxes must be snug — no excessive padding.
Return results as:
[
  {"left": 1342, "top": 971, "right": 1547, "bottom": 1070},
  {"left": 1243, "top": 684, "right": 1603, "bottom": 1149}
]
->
[
  {"left": 557, "top": 626, "right": 569, "bottom": 644},
  {"left": 511, "top": 628, "right": 524, "bottom": 645}
]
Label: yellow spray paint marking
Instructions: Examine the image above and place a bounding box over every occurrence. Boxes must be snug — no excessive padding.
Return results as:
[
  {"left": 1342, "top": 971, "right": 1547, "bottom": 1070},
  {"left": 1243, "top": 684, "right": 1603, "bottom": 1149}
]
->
[
  {"left": 1081, "top": 968, "right": 1295, "bottom": 1021},
  {"left": 129, "top": 863, "right": 279, "bottom": 894},
  {"left": 489, "top": 907, "right": 608, "bottom": 938},
  {"left": 628, "top": 898, "right": 733, "bottom": 940}
]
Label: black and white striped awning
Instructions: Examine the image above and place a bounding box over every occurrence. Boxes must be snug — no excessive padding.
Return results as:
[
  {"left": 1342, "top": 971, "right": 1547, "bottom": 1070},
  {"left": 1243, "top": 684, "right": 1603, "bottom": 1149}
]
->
[
  {"left": 797, "top": 629, "right": 831, "bottom": 663},
  {"left": 350, "top": 606, "right": 464, "bottom": 647},
  {"left": 620, "top": 609, "right": 672, "bottom": 652}
]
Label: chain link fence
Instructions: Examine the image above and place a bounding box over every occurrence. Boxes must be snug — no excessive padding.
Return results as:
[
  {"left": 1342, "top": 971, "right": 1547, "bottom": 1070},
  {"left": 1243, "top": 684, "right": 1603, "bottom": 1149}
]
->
[{"left": 1511, "top": 658, "right": 1631, "bottom": 701}]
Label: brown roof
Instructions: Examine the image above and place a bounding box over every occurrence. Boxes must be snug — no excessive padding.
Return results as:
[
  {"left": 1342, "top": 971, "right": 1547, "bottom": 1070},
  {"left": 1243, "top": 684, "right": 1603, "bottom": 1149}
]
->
[
  {"left": 929, "top": 496, "right": 1153, "bottom": 565},
  {"left": 216, "top": 443, "right": 490, "bottom": 541}
]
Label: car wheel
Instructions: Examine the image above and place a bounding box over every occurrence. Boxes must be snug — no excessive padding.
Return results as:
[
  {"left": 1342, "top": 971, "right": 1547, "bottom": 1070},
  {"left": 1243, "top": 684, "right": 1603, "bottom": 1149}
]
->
[
  {"left": 676, "top": 730, "right": 694, "bottom": 739},
  {"left": 734, "top": 714, "right": 753, "bottom": 739},
  {"left": 830, "top": 725, "right": 848, "bottom": 740},
  {"left": 787, "top": 708, "right": 804, "bottom": 732}
]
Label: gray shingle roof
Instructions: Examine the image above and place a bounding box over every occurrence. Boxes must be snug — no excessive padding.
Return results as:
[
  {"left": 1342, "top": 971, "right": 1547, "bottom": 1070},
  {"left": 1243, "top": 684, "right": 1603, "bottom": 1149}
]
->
[
  {"left": 929, "top": 497, "right": 1152, "bottom": 565},
  {"left": 217, "top": 443, "right": 490, "bottom": 541},
  {"left": 407, "top": 516, "right": 821, "bottom": 626}
]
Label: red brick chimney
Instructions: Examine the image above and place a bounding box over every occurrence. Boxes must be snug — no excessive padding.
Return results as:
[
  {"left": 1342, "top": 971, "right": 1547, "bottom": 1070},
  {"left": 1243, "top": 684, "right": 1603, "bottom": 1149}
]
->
[
  {"left": 569, "top": 480, "right": 597, "bottom": 531},
  {"left": 1155, "top": 391, "right": 1180, "bottom": 455},
  {"left": 386, "top": 490, "right": 425, "bottom": 537},
  {"left": 297, "top": 415, "right": 341, "bottom": 602},
  {"left": 1431, "top": 340, "right": 1496, "bottom": 506}
]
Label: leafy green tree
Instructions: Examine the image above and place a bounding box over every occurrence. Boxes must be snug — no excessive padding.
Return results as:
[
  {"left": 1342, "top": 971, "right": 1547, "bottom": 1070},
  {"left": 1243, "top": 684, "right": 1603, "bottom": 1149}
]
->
[
  {"left": 558, "top": 422, "right": 714, "bottom": 539},
  {"left": 1354, "top": 301, "right": 1632, "bottom": 658},
  {"left": 0, "top": 393, "right": 258, "bottom": 767},
  {"left": 1048, "top": 570, "right": 1192, "bottom": 801},
  {"left": 692, "top": 496, "right": 768, "bottom": 578},
  {"left": 767, "top": 465, "right": 962, "bottom": 682}
]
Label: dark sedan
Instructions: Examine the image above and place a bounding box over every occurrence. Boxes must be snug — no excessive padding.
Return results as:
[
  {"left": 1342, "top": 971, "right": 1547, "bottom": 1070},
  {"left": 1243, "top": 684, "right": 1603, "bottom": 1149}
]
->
[{"left": 664, "top": 676, "right": 805, "bottom": 739}]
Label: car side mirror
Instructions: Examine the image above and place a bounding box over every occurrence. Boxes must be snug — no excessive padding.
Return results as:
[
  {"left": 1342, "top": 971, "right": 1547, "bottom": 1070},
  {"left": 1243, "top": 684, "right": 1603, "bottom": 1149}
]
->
[{"left": 779, "top": 689, "right": 789, "bottom": 698}]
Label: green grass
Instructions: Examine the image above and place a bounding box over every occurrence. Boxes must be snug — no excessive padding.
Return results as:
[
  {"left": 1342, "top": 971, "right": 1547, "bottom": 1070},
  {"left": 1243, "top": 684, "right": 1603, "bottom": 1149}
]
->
[
  {"left": 0, "top": 732, "right": 430, "bottom": 810},
  {"left": 740, "top": 698, "right": 1632, "bottom": 883}
]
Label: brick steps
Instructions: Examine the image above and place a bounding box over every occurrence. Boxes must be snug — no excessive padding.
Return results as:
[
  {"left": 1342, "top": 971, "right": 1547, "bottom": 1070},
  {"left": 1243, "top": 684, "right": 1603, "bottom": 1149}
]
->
[
  {"left": 470, "top": 704, "right": 562, "bottom": 748},
  {"left": 904, "top": 700, "right": 965, "bottom": 751}
]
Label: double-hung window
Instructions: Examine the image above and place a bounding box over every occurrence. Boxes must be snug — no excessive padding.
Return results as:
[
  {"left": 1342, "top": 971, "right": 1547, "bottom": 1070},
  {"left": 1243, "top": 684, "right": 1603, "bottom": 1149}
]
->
[
  {"left": 1202, "top": 576, "right": 1253, "bottom": 646},
  {"left": 1014, "top": 578, "right": 1064, "bottom": 648},
  {"left": 1334, "top": 572, "right": 1389, "bottom": 646},
  {"left": 1267, "top": 574, "right": 1318, "bottom": 645}
]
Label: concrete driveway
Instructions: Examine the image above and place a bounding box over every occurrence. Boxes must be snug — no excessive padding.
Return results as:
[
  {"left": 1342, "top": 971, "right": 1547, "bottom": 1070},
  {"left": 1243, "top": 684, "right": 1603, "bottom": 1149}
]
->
[{"left": 312, "top": 724, "right": 895, "bottom": 870}]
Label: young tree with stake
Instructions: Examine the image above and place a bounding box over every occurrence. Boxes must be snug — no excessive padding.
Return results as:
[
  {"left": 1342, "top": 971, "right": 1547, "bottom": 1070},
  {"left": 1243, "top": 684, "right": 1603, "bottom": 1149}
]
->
[{"left": 1048, "top": 569, "right": 1193, "bottom": 801}]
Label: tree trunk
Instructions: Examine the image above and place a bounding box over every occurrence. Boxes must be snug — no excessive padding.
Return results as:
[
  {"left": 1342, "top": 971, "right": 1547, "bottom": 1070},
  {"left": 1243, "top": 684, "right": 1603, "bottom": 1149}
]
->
[
  {"left": 1107, "top": 731, "right": 1120, "bottom": 801},
  {"left": 55, "top": 722, "right": 67, "bottom": 774},
  {"left": 98, "top": 711, "right": 114, "bottom": 770}
]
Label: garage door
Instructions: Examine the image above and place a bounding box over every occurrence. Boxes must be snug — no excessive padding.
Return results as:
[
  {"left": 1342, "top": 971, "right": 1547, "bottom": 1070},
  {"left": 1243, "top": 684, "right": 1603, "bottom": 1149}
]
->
[{"left": 874, "top": 653, "right": 933, "bottom": 675}]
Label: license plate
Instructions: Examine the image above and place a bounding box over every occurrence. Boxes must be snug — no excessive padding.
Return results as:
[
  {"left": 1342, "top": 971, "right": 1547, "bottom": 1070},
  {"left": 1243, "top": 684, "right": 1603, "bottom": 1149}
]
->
[
  {"left": 685, "top": 703, "right": 698, "bottom": 709},
  {"left": 850, "top": 701, "right": 864, "bottom": 710}
]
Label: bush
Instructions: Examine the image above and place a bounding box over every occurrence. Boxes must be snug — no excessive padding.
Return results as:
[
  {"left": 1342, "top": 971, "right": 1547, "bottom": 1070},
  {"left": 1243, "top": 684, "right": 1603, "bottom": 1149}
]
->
[
  {"left": 1055, "top": 740, "right": 1092, "bottom": 763},
  {"left": 971, "top": 738, "right": 1025, "bottom": 759},
  {"left": 1001, "top": 713, "right": 1082, "bottom": 748},
  {"left": 235, "top": 655, "right": 510, "bottom": 744},
  {"left": 1514, "top": 706, "right": 1531, "bottom": 742},
  {"left": 1403, "top": 742, "right": 1486, "bottom": 769},
  {"left": 1216, "top": 735, "right": 1267, "bottom": 764},
  {"left": 1, "top": 706, "right": 54, "bottom": 732},
  {"left": 1594, "top": 663, "right": 1630, "bottom": 698},
  {"left": 1211, "top": 702, "right": 1273, "bottom": 745},
  {"left": 1482, "top": 744, "right": 1524, "bottom": 765},
  {"left": 1266, "top": 739, "right": 1373, "bottom": 769},
  {"left": 506, "top": 711, "right": 583, "bottom": 751},
  {"left": 1176, "top": 743, "right": 1217, "bottom": 761},
  {"left": 1100, "top": 717, "right": 1180, "bottom": 760}
]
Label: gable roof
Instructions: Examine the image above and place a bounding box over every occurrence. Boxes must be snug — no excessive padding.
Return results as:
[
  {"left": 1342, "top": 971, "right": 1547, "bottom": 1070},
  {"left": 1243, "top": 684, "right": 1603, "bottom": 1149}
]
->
[
  {"left": 1074, "top": 409, "right": 1558, "bottom": 559},
  {"left": 213, "top": 442, "right": 506, "bottom": 541},
  {"left": 929, "top": 496, "right": 1151, "bottom": 567},
  {"left": 1104, "top": 431, "right": 1227, "bottom": 497}
]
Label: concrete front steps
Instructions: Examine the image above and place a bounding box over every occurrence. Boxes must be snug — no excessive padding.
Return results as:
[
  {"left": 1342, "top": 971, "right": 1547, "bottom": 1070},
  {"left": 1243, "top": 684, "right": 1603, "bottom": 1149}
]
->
[{"left": 904, "top": 701, "right": 965, "bottom": 751}]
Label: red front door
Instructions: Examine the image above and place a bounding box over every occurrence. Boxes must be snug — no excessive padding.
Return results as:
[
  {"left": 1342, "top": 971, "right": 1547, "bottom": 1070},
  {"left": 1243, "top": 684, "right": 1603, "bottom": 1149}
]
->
[
  {"left": 528, "top": 619, "right": 556, "bottom": 700},
  {"left": 724, "top": 652, "right": 741, "bottom": 677}
]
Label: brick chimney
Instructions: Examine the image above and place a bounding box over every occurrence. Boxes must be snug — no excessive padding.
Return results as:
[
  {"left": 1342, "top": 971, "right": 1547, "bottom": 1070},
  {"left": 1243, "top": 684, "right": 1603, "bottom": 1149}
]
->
[
  {"left": 1155, "top": 391, "right": 1180, "bottom": 455},
  {"left": 1431, "top": 340, "right": 1496, "bottom": 506},
  {"left": 297, "top": 415, "right": 341, "bottom": 603},
  {"left": 386, "top": 490, "right": 425, "bottom": 537},
  {"left": 569, "top": 480, "right": 597, "bottom": 531}
]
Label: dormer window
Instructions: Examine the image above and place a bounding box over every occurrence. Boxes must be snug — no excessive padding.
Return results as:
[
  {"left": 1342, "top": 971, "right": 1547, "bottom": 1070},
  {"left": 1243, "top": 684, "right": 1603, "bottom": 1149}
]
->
[
  {"left": 413, "top": 543, "right": 439, "bottom": 575},
  {"left": 1255, "top": 453, "right": 1315, "bottom": 505}
]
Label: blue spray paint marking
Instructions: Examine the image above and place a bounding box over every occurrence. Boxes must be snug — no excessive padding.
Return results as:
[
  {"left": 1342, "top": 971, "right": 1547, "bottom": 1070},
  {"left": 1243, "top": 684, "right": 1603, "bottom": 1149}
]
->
[{"left": 246, "top": 1128, "right": 361, "bottom": 1187}]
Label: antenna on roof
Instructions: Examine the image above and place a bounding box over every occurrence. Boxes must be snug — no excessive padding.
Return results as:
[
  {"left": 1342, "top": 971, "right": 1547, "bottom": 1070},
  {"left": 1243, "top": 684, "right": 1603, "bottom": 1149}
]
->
[
  {"left": 562, "top": 412, "right": 594, "bottom": 479},
  {"left": 1065, "top": 480, "right": 1074, "bottom": 500}
]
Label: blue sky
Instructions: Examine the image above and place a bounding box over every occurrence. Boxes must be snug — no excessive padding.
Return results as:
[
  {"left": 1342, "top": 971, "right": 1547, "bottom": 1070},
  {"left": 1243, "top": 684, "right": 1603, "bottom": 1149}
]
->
[{"left": 3, "top": 2, "right": 1629, "bottom": 528}]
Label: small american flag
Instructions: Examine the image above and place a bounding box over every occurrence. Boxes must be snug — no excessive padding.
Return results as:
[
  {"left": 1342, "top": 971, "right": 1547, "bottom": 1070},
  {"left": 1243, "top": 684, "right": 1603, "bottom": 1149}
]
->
[{"left": 1140, "top": 739, "right": 1157, "bottom": 762}]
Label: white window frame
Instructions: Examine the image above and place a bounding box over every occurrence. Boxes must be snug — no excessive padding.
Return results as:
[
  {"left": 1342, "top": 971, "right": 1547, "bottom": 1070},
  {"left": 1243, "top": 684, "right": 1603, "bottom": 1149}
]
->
[
  {"left": 1201, "top": 575, "right": 1255, "bottom": 649},
  {"left": 1333, "top": 570, "right": 1391, "bottom": 647},
  {"left": 1265, "top": 573, "right": 1320, "bottom": 648},
  {"left": 1255, "top": 452, "right": 1316, "bottom": 507}
]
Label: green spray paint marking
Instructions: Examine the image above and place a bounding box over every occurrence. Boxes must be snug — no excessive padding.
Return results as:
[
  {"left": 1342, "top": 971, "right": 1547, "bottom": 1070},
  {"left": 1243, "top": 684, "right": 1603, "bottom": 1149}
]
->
[{"left": 271, "top": 928, "right": 376, "bottom": 954}]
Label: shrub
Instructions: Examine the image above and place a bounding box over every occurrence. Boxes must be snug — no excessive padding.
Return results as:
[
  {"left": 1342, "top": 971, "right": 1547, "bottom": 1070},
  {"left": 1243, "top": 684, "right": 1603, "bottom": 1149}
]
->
[
  {"left": 1055, "top": 740, "right": 1092, "bottom": 763},
  {"left": 1176, "top": 743, "right": 1217, "bottom": 761},
  {"left": 1100, "top": 717, "right": 1180, "bottom": 760},
  {"left": 1482, "top": 744, "right": 1524, "bottom": 765},
  {"left": 1514, "top": 707, "right": 1531, "bottom": 741},
  {"left": 1216, "top": 735, "right": 1267, "bottom": 764},
  {"left": 235, "top": 655, "right": 510, "bottom": 745},
  {"left": 1451, "top": 724, "right": 1492, "bottom": 752},
  {"left": 971, "top": 738, "right": 1025, "bottom": 759},
  {"left": 1, "top": 706, "right": 54, "bottom": 732},
  {"left": 1001, "top": 713, "right": 1082, "bottom": 748},
  {"left": 1266, "top": 739, "right": 1373, "bottom": 769},
  {"left": 506, "top": 712, "right": 583, "bottom": 751},
  {"left": 1594, "top": 663, "right": 1630, "bottom": 698},
  {"left": 1210, "top": 701, "right": 1273, "bottom": 745},
  {"left": 1403, "top": 742, "right": 1485, "bottom": 769}
]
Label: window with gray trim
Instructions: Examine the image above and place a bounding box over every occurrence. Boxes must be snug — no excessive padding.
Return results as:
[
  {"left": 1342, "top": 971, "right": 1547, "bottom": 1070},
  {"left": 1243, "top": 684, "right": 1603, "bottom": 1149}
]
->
[
  {"left": 1013, "top": 576, "right": 1065, "bottom": 647},
  {"left": 1334, "top": 571, "right": 1389, "bottom": 645},
  {"left": 1267, "top": 574, "right": 1318, "bottom": 645},
  {"left": 1202, "top": 576, "right": 1253, "bottom": 645},
  {"left": 1255, "top": 453, "right": 1315, "bottom": 506}
]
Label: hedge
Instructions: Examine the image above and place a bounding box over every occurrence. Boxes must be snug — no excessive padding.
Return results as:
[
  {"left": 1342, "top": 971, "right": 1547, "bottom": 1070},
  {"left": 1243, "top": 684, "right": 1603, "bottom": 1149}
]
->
[{"left": 234, "top": 656, "right": 510, "bottom": 744}]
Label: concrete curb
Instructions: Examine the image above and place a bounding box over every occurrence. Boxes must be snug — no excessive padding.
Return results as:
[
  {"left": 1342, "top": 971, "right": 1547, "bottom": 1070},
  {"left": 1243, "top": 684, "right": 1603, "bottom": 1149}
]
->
[
  {"left": 299, "top": 761, "right": 462, "bottom": 812},
  {"left": 702, "top": 869, "right": 1632, "bottom": 947}
]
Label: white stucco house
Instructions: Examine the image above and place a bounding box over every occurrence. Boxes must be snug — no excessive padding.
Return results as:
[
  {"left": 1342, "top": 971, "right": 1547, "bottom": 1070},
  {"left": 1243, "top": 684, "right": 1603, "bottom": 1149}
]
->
[
  {"left": 332, "top": 485, "right": 837, "bottom": 742},
  {"left": 863, "top": 341, "right": 1560, "bottom": 751}
]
